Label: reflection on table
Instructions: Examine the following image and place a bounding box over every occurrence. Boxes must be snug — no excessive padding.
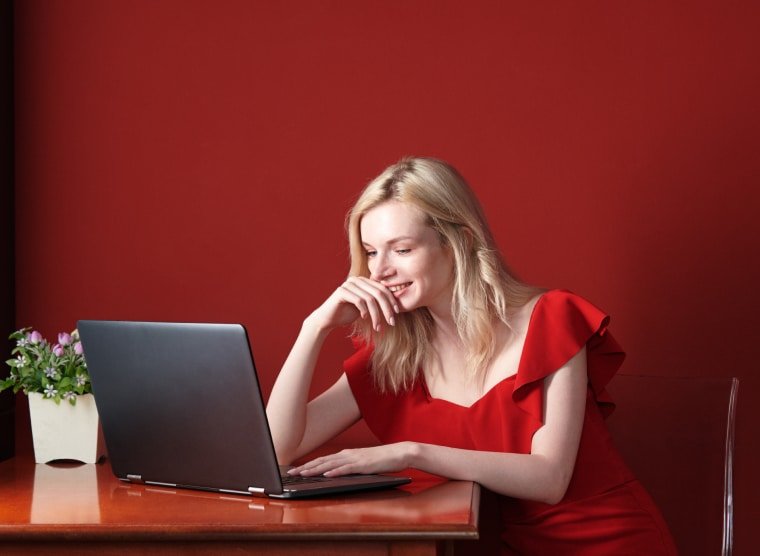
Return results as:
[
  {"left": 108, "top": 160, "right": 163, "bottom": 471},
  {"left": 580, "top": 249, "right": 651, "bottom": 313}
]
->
[
  {"left": 0, "top": 457, "right": 480, "bottom": 555},
  {"left": 31, "top": 460, "right": 101, "bottom": 524}
]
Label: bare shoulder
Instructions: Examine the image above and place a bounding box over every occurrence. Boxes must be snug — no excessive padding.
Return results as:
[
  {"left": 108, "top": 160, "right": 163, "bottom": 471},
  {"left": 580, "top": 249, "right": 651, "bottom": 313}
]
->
[
  {"left": 484, "top": 292, "right": 547, "bottom": 387},
  {"left": 507, "top": 291, "right": 545, "bottom": 334}
]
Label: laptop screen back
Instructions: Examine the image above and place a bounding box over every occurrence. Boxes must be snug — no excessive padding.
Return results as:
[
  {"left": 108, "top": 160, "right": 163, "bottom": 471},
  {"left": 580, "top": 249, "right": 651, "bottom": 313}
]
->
[{"left": 77, "top": 321, "right": 283, "bottom": 494}]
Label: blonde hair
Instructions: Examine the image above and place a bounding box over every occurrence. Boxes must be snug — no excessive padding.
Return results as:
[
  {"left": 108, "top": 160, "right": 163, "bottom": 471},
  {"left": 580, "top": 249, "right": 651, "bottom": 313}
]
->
[{"left": 346, "top": 157, "right": 541, "bottom": 393}]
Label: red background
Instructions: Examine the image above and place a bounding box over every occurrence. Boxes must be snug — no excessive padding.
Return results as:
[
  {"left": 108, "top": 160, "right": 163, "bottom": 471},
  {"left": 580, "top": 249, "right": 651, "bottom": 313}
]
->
[{"left": 12, "top": 1, "right": 759, "bottom": 553}]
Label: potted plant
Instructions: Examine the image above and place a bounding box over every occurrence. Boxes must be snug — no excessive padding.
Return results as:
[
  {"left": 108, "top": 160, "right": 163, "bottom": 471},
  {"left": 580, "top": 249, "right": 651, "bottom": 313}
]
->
[{"left": 2, "top": 328, "right": 105, "bottom": 463}]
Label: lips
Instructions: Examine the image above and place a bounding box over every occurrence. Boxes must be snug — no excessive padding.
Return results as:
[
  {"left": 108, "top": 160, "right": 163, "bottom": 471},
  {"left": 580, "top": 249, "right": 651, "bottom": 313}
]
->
[{"left": 387, "top": 282, "right": 412, "bottom": 293}]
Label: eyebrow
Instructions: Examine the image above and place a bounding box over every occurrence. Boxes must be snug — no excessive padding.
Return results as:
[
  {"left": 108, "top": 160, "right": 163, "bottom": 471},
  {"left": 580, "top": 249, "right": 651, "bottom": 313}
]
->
[{"left": 362, "top": 236, "right": 415, "bottom": 248}]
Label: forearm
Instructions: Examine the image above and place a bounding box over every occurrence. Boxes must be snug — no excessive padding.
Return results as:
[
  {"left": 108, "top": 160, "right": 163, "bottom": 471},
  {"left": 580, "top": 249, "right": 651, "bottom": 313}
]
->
[
  {"left": 293, "top": 440, "right": 573, "bottom": 504},
  {"left": 266, "top": 316, "right": 329, "bottom": 463},
  {"left": 411, "top": 353, "right": 586, "bottom": 504},
  {"left": 408, "top": 443, "right": 572, "bottom": 504}
]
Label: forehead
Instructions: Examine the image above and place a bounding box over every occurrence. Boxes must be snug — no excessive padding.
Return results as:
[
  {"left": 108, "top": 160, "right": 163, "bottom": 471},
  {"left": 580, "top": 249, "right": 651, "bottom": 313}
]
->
[{"left": 360, "top": 201, "right": 433, "bottom": 244}]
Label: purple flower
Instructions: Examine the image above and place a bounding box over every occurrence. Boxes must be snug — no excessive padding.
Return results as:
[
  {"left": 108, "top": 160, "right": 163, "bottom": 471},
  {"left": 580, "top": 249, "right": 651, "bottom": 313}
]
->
[
  {"left": 58, "top": 332, "right": 72, "bottom": 346},
  {"left": 52, "top": 344, "right": 64, "bottom": 357},
  {"left": 43, "top": 384, "right": 58, "bottom": 398},
  {"left": 44, "top": 367, "right": 57, "bottom": 379},
  {"left": 30, "top": 331, "right": 43, "bottom": 344},
  {"left": 74, "top": 342, "right": 83, "bottom": 355}
]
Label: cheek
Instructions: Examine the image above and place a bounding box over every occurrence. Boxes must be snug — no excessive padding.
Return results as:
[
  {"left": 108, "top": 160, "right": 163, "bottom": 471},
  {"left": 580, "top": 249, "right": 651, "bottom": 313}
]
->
[
  {"left": 431, "top": 255, "right": 455, "bottom": 286},
  {"left": 405, "top": 259, "right": 428, "bottom": 279},
  {"left": 364, "top": 254, "right": 379, "bottom": 277}
]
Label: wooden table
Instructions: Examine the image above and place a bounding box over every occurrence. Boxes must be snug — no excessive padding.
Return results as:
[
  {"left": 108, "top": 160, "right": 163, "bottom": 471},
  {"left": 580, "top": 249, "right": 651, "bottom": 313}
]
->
[{"left": 0, "top": 457, "right": 480, "bottom": 555}]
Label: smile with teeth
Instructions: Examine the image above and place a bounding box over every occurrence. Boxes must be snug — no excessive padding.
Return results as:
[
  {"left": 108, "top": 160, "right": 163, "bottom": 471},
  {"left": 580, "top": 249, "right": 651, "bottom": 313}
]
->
[{"left": 388, "top": 282, "right": 412, "bottom": 293}]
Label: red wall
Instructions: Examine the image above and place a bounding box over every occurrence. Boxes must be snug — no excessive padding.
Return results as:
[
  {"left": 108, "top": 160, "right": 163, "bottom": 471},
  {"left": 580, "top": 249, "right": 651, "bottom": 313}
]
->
[{"left": 13, "top": 1, "right": 759, "bottom": 552}]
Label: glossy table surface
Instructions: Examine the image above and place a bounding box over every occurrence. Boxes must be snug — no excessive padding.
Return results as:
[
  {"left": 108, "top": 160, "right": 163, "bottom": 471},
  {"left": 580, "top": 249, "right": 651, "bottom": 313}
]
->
[{"left": 0, "top": 457, "right": 480, "bottom": 544}]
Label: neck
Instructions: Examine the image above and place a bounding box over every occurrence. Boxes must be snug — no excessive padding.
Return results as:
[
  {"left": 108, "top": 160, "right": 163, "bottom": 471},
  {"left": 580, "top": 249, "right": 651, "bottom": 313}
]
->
[
  {"left": 426, "top": 282, "right": 458, "bottom": 337},
  {"left": 427, "top": 302, "right": 461, "bottom": 349},
  {"left": 425, "top": 308, "right": 464, "bottom": 384}
]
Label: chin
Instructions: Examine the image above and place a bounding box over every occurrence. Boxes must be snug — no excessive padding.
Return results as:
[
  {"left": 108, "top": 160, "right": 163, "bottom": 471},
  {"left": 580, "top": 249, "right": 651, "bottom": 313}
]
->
[{"left": 397, "top": 298, "right": 422, "bottom": 313}]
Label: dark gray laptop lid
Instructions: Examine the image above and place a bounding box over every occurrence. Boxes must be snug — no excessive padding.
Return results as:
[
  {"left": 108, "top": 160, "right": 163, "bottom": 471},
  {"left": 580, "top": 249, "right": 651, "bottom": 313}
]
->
[{"left": 77, "top": 321, "right": 283, "bottom": 495}]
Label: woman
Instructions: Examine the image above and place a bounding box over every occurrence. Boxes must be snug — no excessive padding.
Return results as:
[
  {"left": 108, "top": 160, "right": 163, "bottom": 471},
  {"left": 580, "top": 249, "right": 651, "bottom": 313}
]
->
[{"left": 266, "top": 157, "right": 677, "bottom": 554}]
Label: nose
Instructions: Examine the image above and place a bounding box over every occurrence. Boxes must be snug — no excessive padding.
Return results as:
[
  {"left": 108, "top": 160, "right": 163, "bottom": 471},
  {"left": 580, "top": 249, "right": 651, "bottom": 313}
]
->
[{"left": 369, "top": 252, "right": 394, "bottom": 282}]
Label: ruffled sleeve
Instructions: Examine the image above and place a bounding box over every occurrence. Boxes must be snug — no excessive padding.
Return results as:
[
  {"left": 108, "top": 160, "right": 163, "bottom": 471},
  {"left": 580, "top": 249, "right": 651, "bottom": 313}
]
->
[{"left": 513, "top": 290, "right": 626, "bottom": 424}]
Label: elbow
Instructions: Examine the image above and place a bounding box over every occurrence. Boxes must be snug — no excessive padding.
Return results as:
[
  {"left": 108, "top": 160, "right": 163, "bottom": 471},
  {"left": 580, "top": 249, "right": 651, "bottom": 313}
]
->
[
  {"left": 271, "top": 439, "right": 297, "bottom": 467},
  {"left": 267, "top": 418, "right": 301, "bottom": 466},
  {"left": 537, "top": 470, "right": 573, "bottom": 505},
  {"left": 274, "top": 451, "right": 294, "bottom": 467},
  {"left": 540, "top": 488, "right": 566, "bottom": 506},
  {"left": 267, "top": 405, "right": 310, "bottom": 466}
]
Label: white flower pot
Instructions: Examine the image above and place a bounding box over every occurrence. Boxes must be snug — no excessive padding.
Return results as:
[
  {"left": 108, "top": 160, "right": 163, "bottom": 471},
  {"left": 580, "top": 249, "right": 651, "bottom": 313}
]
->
[{"left": 28, "top": 392, "right": 106, "bottom": 464}]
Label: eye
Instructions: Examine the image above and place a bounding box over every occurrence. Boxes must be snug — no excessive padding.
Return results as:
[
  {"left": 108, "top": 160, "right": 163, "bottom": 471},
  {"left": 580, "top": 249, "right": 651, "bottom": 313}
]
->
[
  {"left": 365, "top": 250, "right": 377, "bottom": 258},
  {"left": 395, "top": 249, "right": 411, "bottom": 255}
]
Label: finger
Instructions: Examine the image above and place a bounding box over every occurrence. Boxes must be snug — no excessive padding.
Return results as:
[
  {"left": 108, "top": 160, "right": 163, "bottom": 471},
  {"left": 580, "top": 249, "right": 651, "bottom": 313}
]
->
[
  {"left": 352, "top": 276, "right": 399, "bottom": 315},
  {"left": 344, "top": 278, "right": 397, "bottom": 329},
  {"left": 298, "top": 458, "right": 352, "bottom": 476},
  {"left": 348, "top": 278, "right": 398, "bottom": 325},
  {"left": 341, "top": 282, "right": 385, "bottom": 331},
  {"left": 288, "top": 456, "right": 328, "bottom": 474},
  {"left": 335, "top": 285, "right": 372, "bottom": 321},
  {"left": 289, "top": 453, "right": 349, "bottom": 475},
  {"left": 323, "top": 464, "right": 360, "bottom": 477}
]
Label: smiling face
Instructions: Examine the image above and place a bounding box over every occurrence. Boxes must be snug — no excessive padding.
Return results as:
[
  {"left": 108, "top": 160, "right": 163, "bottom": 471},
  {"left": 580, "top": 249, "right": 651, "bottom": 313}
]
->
[{"left": 360, "top": 201, "right": 455, "bottom": 315}]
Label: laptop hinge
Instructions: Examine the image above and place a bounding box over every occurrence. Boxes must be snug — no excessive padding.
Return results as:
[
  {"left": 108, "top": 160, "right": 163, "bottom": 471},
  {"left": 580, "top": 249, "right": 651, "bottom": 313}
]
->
[
  {"left": 248, "top": 486, "right": 266, "bottom": 496},
  {"left": 126, "top": 474, "right": 144, "bottom": 484}
]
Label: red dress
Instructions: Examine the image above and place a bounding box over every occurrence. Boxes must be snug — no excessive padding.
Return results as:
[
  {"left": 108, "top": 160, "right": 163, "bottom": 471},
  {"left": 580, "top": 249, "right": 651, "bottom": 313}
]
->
[{"left": 344, "top": 289, "right": 677, "bottom": 555}]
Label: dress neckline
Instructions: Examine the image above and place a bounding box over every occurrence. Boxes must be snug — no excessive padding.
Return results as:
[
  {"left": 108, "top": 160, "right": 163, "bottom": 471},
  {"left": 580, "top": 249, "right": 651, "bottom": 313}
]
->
[{"left": 418, "top": 291, "right": 546, "bottom": 410}]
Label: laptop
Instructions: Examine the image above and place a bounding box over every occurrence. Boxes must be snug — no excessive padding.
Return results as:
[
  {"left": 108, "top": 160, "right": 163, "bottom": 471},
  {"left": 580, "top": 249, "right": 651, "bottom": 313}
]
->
[{"left": 77, "top": 320, "right": 411, "bottom": 498}]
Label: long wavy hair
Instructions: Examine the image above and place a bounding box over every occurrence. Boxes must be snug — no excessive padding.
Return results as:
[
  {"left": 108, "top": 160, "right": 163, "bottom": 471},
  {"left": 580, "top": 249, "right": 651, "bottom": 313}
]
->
[{"left": 346, "top": 157, "right": 541, "bottom": 393}]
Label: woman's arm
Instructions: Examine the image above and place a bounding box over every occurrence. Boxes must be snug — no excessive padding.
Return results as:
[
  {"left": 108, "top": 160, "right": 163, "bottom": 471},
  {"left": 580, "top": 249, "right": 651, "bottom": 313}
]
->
[
  {"left": 266, "top": 277, "right": 397, "bottom": 464},
  {"left": 266, "top": 317, "right": 333, "bottom": 464},
  {"left": 290, "top": 347, "right": 588, "bottom": 505}
]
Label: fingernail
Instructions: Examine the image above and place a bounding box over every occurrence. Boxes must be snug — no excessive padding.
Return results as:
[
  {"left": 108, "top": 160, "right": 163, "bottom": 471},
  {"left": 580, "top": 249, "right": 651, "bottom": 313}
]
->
[
  {"left": 394, "top": 305, "right": 400, "bottom": 313},
  {"left": 390, "top": 316, "right": 395, "bottom": 326}
]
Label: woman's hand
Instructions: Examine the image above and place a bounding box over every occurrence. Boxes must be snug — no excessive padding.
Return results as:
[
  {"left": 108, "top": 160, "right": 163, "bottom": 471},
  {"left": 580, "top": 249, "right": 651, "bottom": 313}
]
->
[
  {"left": 288, "top": 442, "right": 417, "bottom": 477},
  {"left": 308, "top": 277, "right": 399, "bottom": 333},
  {"left": 267, "top": 277, "right": 395, "bottom": 466}
]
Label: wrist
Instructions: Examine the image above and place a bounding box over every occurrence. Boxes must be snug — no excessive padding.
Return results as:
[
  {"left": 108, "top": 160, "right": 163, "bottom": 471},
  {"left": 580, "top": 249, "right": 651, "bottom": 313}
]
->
[
  {"left": 302, "top": 313, "right": 332, "bottom": 340},
  {"left": 404, "top": 441, "right": 422, "bottom": 468}
]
